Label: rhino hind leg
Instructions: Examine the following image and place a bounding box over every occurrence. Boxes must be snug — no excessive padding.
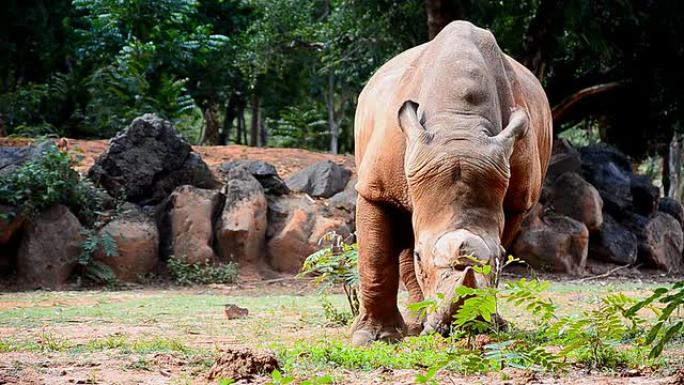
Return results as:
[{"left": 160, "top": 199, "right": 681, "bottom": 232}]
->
[{"left": 352, "top": 197, "right": 410, "bottom": 346}]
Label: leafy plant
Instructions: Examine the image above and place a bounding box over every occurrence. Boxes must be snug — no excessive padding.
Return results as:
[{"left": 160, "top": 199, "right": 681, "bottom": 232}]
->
[
  {"left": 0, "top": 142, "right": 103, "bottom": 222},
  {"left": 627, "top": 280, "right": 684, "bottom": 359},
  {"left": 167, "top": 258, "right": 238, "bottom": 285},
  {"left": 77, "top": 229, "right": 119, "bottom": 285},
  {"left": 300, "top": 231, "right": 359, "bottom": 316},
  {"left": 320, "top": 296, "right": 353, "bottom": 326}
]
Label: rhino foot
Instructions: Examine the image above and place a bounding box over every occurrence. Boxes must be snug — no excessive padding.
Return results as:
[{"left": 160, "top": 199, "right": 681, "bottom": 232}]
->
[{"left": 351, "top": 312, "right": 405, "bottom": 346}]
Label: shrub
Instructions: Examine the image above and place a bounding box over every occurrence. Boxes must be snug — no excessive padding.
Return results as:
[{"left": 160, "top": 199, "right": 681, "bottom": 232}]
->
[
  {"left": 167, "top": 258, "right": 238, "bottom": 285},
  {"left": 0, "top": 142, "right": 102, "bottom": 223},
  {"left": 300, "top": 232, "right": 359, "bottom": 316}
]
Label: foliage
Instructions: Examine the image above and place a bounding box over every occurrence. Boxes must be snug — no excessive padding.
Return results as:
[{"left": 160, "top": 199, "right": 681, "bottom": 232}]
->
[
  {"left": 167, "top": 258, "right": 238, "bottom": 285},
  {"left": 627, "top": 281, "right": 684, "bottom": 359},
  {"left": 320, "top": 296, "right": 353, "bottom": 326},
  {"left": 0, "top": 142, "right": 102, "bottom": 222},
  {"left": 77, "top": 229, "right": 119, "bottom": 285},
  {"left": 300, "top": 231, "right": 359, "bottom": 316}
]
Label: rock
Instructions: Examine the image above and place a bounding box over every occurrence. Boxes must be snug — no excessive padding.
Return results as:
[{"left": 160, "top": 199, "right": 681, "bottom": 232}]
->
[
  {"left": 94, "top": 205, "right": 159, "bottom": 282},
  {"left": 215, "top": 167, "right": 267, "bottom": 264},
  {"left": 207, "top": 348, "right": 279, "bottom": 382},
  {"left": 328, "top": 178, "right": 357, "bottom": 212},
  {"left": 16, "top": 205, "right": 83, "bottom": 288},
  {"left": 286, "top": 160, "right": 351, "bottom": 198},
  {"left": 0, "top": 141, "right": 53, "bottom": 177},
  {"left": 167, "top": 185, "right": 222, "bottom": 264},
  {"left": 658, "top": 197, "right": 684, "bottom": 228},
  {"left": 87, "top": 114, "right": 218, "bottom": 204},
  {"left": 513, "top": 208, "right": 589, "bottom": 275},
  {"left": 589, "top": 214, "right": 638, "bottom": 265},
  {"left": 579, "top": 144, "right": 633, "bottom": 218},
  {"left": 219, "top": 159, "right": 289, "bottom": 195},
  {"left": 548, "top": 172, "right": 603, "bottom": 231},
  {"left": 630, "top": 175, "right": 659, "bottom": 216},
  {"left": 224, "top": 304, "right": 249, "bottom": 320},
  {"left": 546, "top": 139, "right": 582, "bottom": 183},
  {"left": 637, "top": 212, "right": 684, "bottom": 272},
  {"left": 266, "top": 195, "right": 350, "bottom": 273},
  {"left": 0, "top": 205, "right": 24, "bottom": 245}
]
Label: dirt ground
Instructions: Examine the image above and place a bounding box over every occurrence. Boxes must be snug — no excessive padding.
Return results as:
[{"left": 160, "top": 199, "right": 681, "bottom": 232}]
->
[{"left": 0, "top": 277, "right": 682, "bottom": 385}]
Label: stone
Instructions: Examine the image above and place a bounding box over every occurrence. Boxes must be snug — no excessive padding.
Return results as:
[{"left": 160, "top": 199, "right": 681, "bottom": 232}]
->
[
  {"left": 266, "top": 194, "right": 350, "bottom": 273},
  {"left": 224, "top": 304, "right": 249, "bottom": 320},
  {"left": 548, "top": 172, "right": 603, "bottom": 231},
  {"left": 637, "top": 212, "right": 684, "bottom": 272},
  {"left": 589, "top": 214, "right": 638, "bottom": 265},
  {"left": 513, "top": 208, "right": 589, "bottom": 275},
  {"left": 0, "top": 141, "right": 53, "bottom": 178},
  {"left": 167, "top": 185, "right": 222, "bottom": 264},
  {"left": 285, "top": 160, "right": 351, "bottom": 198},
  {"left": 579, "top": 144, "right": 633, "bottom": 218},
  {"left": 658, "top": 197, "right": 684, "bottom": 228},
  {"left": 546, "top": 139, "right": 582, "bottom": 183},
  {"left": 0, "top": 205, "right": 24, "bottom": 245},
  {"left": 16, "top": 205, "right": 83, "bottom": 288},
  {"left": 215, "top": 167, "right": 267, "bottom": 264},
  {"left": 87, "top": 114, "right": 218, "bottom": 204},
  {"left": 328, "top": 178, "right": 357, "bottom": 212},
  {"left": 94, "top": 205, "right": 159, "bottom": 282},
  {"left": 219, "top": 159, "right": 289, "bottom": 195},
  {"left": 630, "top": 175, "right": 659, "bottom": 216}
]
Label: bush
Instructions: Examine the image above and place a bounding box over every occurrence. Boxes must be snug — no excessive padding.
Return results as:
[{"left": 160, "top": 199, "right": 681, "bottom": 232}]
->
[
  {"left": 167, "top": 258, "right": 238, "bottom": 285},
  {"left": 0, "top": 142, "right": 103, "bottom": 223}
]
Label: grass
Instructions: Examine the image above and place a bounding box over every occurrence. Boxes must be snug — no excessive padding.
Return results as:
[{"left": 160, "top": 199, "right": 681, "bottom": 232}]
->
[{"left": 0, "top": 279, "right": 681, "bottom": 384}]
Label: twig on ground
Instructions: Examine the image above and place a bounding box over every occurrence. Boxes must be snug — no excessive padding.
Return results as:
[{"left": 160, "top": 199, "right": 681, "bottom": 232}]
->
[{"left": 572, "top": 264, "right": 637, "bottom": 283}]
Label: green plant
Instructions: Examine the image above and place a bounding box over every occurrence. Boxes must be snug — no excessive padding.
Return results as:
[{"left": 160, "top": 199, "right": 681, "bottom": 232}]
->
[
  {"left": 300, "top": 231, "right": 359, "bottom": 316},
  {"left": 0, "top": 142, "right": 103, "bottom": 222},
  {"left": 167, "top": 258, "right": 238, "bottom": 285},
  {"left": 320, "top": 296, "right": 353, "bottom": 326},
  {"left": 77, "top": 229, "right": 119, "bottom": 285},
  {"left": 627, "top": 280, "right": 684, "bottom": 359}
]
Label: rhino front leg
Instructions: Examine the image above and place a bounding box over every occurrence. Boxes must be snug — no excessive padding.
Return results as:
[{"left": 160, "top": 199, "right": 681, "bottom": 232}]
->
[
  {"left": 399, "top": 248, "right": 424, "bottom": 336},
  {"left": 351, "top": 196, "right": 408, "bottom": 346}
]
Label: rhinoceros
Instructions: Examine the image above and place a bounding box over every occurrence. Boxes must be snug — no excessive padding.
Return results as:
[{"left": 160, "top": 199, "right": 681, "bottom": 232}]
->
[{"left": 352, "top": 21, "right": 552, "bottom": 346}]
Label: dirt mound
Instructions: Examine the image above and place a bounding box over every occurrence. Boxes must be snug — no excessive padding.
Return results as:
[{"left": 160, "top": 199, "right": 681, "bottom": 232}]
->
[{"left": 207, "top": 348, "right": 280, "bottom": 382}]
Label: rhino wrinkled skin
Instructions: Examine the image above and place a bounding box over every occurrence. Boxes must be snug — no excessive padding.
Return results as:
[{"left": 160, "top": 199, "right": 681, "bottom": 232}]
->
[{"left": 352, "top": 21, "right": 552, "bottom": 345}]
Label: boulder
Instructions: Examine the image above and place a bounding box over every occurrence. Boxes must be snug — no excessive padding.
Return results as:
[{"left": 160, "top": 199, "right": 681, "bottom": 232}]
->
[
  {"left": 589, "top": 214, "right": 638, "bottom": 265},
  {"left": 87, "top": 114, "right": 218, "bottom": 204},
  {"left": 637, "top": 212, "right": 684, "bottom": 272},
  {"left": 16, "top": 205, "right": 83, "bottom": 288},
  {"left": 548, "top": 172, "right": 603, "bottom": 231},
  {"left": 215, "top": 167, "right": 267, "bottom": 264},
  {"left": 285, "top": 160, "right": 351, "bottom": 198},
  {"left": 328, "top": 178, "right": 357, "bottom": 213},
  {"left": 0, "top": 141, "right": 53, "bottom": 177},
  {"left": 579, "top": 144, "right": 633, "bottom": 218},
  {"left": 167, "top": 185, "right": 222, "bottom": 264},
  {"left": 219, "top": 159, "right": 289, "bottom": 195},
  {"left": 0, "top": 205, "right": 24, "bottom": 245},
  {"left": 266, "top": 195, "right": 350, "bottom": 273},
  {"left": 630, "top": 175, "right": 659, "bottom": 216},
  {"left": 546, "top": 139, "right": 582, "bottom": 183},
  {"left": 658, "top": 197, "right": 684, "bottom": 228},
  {"left": 513, "top": 207, "right": 589, "bottom": 275},
  {"left": 94, "top": 205, "right": 159, "bottom": 282}
]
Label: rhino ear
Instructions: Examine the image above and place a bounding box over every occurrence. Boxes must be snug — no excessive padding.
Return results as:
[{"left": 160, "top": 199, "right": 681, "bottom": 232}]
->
[{"left": 398, "top": 100, "right": 425, "bottom": 142}]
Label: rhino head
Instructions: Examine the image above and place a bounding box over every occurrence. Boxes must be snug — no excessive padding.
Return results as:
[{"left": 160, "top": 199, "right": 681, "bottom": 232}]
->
[{"left": 399, "top": 100, "right": 528, "bottom": 335}]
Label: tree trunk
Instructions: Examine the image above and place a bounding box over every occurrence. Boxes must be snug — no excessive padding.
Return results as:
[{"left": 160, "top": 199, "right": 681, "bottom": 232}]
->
[
  {"left": 221, "top": 97, "right": 237, "bottom": 145},
  {"left": 425, "top": 0, "right": 464, "bottom": 40},
  {"left": 202, "top": 101, "right": 220, "bottom": 145},
  {"left": 522, "top": 0, "right": 570, "bottom": 80},
  {"left": 668, "top": 132, "right": 683, "bottom": 200},
  {"left": 250, "top": 94, "right": 261, "bottom": 147},
  {"left": 327, "top": 72, "right": 338, "bottom": 155}
]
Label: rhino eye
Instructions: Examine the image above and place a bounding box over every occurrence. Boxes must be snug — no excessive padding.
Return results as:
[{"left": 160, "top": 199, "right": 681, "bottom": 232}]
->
[{"left": 414, "top": 251, "right": 422, "bottom": 262}]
